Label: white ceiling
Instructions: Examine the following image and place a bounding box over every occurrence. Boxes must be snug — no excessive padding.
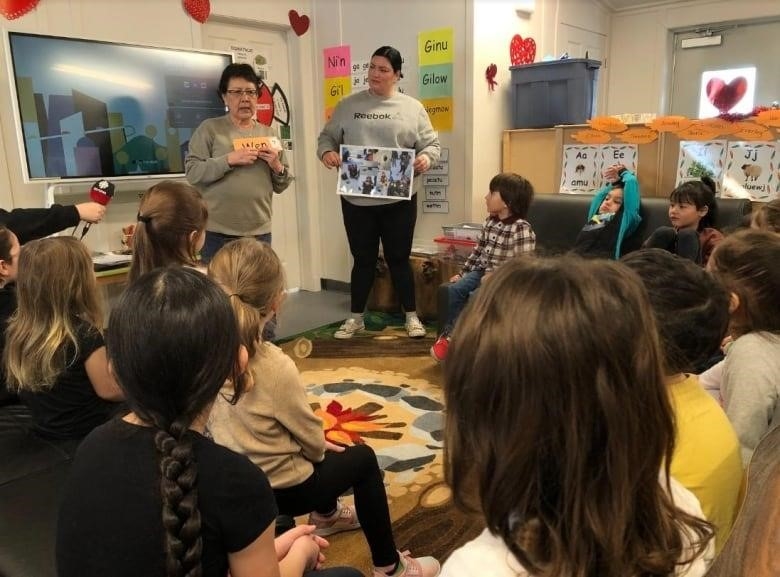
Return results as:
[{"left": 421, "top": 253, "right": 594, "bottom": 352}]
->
[{"left": 599, "top": 0, "right": 689, "bottom": 12}]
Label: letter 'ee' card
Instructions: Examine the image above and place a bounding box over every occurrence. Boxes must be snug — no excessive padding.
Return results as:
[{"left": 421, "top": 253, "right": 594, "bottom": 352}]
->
[{"left": 233, "top": 136, "right": 283, "bottom": 152}]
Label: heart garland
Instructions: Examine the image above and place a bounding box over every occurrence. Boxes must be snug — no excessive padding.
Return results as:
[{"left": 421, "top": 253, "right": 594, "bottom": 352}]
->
[
  {"left": 289, "top": 10, "right": 310, "bottom": 36},
  {"left": 183, "top": 0, "right": 210, "bottom": 24},
  {"left": 0, "top": 0, "right": 40, "bottom": 20},
  {"left": 510, "top": 34, "right": 536, "bottom": 66},
  {"left": 706, "top": 76, "right": 748, "bottom": 113}
]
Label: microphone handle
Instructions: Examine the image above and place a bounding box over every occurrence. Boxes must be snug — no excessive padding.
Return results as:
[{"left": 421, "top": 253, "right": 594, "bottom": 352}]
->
[{"left": 80, "top": 221, "right": 92, "bottom": 240}]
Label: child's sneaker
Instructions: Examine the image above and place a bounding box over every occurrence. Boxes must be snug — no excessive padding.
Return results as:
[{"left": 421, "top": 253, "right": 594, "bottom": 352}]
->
[
  {"left": 334, "top": 318, "right": 365, "bottom": 339},
  {"left": 430, "top": 335, "right": 450, "bottom": 362},
  {"left": 405, "top": 316, "right": 426, "bottom": 338},
  {"left": 373, "top": 550, "right": 441, "bottom": 577},
  {"left": 308, "top": 501, "right": 361, "bottom": 536}
]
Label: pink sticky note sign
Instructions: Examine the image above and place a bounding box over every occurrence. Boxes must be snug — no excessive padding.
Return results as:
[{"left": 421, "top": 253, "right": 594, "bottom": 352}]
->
[{"left": 324, "top": 45, "right": 351, "bottom": 78}]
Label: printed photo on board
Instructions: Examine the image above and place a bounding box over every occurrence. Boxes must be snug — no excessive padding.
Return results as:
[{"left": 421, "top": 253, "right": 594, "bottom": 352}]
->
[{"left": 338, "top": 144, "right": 415, "bottom": 199}]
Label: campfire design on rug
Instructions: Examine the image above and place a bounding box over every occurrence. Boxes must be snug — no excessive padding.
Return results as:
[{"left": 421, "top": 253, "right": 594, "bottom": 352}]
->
[{"left": 305, "top": 369, "right": 447, "bottom": 506}]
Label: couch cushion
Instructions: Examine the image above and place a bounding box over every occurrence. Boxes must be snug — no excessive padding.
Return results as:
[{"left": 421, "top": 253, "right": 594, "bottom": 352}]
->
[{"left": 527, "top": 194, "right": 752, "bottom": 255}]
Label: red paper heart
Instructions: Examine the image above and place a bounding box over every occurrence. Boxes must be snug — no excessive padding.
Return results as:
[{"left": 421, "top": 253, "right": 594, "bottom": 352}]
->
[
  {"left": 289, "top": 10, "right": 310, "bottom": 36},
  {"left": 183, "top": 0, "right": 210, "bottom": 23},
  {"left": 706, "top": 76, "right": 747, "bottom": 113},
  {"left": 0, "top": 0, "right": 39, "bottom": 20},
  {"left": 255, "top": 82, "right": 274, "bottom": 126},
  {"left": 509, "top": 34, "right": 536, "bottom": 66}
]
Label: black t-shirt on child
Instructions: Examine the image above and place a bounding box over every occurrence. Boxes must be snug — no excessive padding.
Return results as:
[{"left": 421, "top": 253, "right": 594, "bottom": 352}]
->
[
  {"left": 572, "top": 208, "right": 623, "bottom": 259},
  {"left": 57, "top": 418, "right": 278, "bottom": 577},
  {"left": 18, "top": 322, "right": 119, "bottom": 440}
]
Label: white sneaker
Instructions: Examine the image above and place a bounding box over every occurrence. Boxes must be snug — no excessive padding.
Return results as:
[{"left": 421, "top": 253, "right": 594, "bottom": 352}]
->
[
  {"left": 334, "top": 318, "right": 365, "bottom": 339},
  {"left": 405, "top": 316, "right": 426, "bottom": 338}
]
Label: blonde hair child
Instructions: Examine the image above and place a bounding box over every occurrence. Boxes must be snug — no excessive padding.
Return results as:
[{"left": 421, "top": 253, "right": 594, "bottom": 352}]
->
[
  {"left": 208, "top": 238, "right": 440, "bottom": 577},
  {"left": 4, "top": 237, "right": 123, "bottom": 439}
]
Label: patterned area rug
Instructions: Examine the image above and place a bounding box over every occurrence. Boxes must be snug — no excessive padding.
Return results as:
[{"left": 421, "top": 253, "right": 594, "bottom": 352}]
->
[{"left": 280, "top": 334, "right": 482, "bottom": 575}]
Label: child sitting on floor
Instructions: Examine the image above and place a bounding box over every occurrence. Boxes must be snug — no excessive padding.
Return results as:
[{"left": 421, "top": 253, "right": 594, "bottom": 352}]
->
[
  {"left": 622, "top": 249, "right": 743, "bottom": 551},
  {"left": 129, "top": 180, "right": 208, "bottom": 281},
  {"left": 644, "top": 177, "right": 722, "bottom": 266},
  {"left": 4, "top": 237, "right": 123, "bottom": 440},
  {"left": 431, "top": 172, "right": 535, "bottom": 362},
  {"left": 708, "top": 229, "right": 780, "bottom": 465},
  {"left": 750, "top": 198, "right": 780, "bottom": 233},
  {"left": 572, "top": 163, "right": 641, "bottom": 259},
  {"left": 207, "top": 239, "right": 440, "bottom": 577},
  {"left": 441, "top": 256, "right": 714, "bottom": 577}
]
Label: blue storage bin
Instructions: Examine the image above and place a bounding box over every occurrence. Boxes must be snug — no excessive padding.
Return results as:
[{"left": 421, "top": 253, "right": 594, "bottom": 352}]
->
[{"left": 510, "top": 59, "right": 601, "bottom": 129}]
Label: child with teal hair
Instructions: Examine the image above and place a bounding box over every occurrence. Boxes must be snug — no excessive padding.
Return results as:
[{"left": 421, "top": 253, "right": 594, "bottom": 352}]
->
[{"left": 573, "top": 164, "right": 641, "bottom": 259}]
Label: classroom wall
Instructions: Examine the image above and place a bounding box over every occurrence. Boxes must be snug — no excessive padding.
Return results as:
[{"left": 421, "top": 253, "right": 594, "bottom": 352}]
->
[{"left": 605, "top": 0, "right": 780, "bottom": 116}]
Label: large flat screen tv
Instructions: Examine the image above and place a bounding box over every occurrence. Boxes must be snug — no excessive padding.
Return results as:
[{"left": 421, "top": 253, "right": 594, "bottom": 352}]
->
[{"left": 6, "top": 32, "right": 232, "bottom": 183}]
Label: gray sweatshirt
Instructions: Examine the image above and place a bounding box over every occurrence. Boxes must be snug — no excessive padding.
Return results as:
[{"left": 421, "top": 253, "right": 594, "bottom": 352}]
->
[
  {"left": 722, "top": 331, "right": 780, "bottom": 465},
  {"left": 185, "top": 116, "right": 292, "bottom": 236},
  {"left": 317, "top": 90, "right": 440, "bottom": 206}
]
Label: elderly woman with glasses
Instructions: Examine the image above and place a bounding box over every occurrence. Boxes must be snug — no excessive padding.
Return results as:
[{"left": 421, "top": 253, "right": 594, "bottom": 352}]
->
[{"left": 185, "top": 63, "right": 293, "bottom": 264}]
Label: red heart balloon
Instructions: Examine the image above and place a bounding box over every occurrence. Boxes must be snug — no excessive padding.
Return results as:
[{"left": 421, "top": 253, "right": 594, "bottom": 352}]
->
[
  {"left": 0, "top": 0, "right": 40, "bottom": 20},
  {"left": 289, "top": 10, "right": 310, "bottom": 37},
  {"left": 706, "top": 76, "right": 747, "bottom": 113},
  {"left": 510, "top": 34, "right": 536, "bottom": 66}
]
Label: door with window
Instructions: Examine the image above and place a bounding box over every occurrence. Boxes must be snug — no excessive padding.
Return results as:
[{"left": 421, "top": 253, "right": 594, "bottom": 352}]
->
[
  {"left": 202, "top": 20, "right": 302, "bottom": 289},
  {"left": 669, "top": 20, "right": 780, "bottom": 118}
]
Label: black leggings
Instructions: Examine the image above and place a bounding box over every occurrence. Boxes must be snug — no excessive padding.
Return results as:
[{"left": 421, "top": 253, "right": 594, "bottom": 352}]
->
[
  {"left": 341, "top": 197, "right": 417, "bottom": 314},
  {"left": 273, "top": 444, "right": 397, "bottom": 567}
]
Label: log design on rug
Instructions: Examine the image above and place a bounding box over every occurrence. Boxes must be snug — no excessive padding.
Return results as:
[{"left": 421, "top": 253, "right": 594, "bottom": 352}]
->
[{"left": 307, "top": 373, "right": 444, "bottom": 505}]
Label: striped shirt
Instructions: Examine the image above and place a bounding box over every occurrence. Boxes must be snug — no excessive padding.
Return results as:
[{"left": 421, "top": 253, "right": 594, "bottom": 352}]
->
[{"left": 462, "top": 215, "right": 536, "bottom": 273}]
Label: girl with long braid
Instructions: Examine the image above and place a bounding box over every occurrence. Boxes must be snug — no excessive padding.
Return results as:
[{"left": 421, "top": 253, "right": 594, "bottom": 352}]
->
[{"left": 56, "top": 267, "right": 361, "bottom": 577}]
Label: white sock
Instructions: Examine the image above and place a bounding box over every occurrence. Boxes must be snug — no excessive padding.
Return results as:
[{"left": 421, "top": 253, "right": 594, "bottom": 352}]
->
[
  {"left": 350, "top": 312, "right": 364, "bottom": 323},
  {"left": 405, "top": 312, "right": 419, "bottom": 322}
]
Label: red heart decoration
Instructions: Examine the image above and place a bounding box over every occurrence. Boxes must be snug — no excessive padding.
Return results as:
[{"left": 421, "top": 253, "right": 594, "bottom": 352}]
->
[
  {"left": 509, "top": 34, "right": 536, "bottom": 66},
  {"left": 0, "top": 0, "right": 39, "bottom": 20},
  {"left": 255, "top": 82, "right": 274, "bottom": 126},
  {"left": 289, "top": 10, "right": 310, "bottom": 36},
  {"left": 183, "top": 0, "right": 210, "bottom": 23},
  {"left": 706, "top": 76, "right": 747, "bottom": 113}
]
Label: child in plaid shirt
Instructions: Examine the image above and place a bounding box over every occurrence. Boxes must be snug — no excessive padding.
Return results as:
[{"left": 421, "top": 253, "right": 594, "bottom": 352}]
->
[{"left": 431, "top": 173, "right": 535, "bottom": 362}]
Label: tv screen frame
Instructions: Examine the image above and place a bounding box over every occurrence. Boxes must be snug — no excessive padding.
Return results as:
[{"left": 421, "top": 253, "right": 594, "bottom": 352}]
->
[{"left": 4, "top": 32, "right": 233, "bottom": 184}]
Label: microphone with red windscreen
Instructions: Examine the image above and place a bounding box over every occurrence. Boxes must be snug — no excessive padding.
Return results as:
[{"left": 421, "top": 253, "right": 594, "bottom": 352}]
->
[{"left": 79, "top": 179, "right": 115, "bottom": 239}]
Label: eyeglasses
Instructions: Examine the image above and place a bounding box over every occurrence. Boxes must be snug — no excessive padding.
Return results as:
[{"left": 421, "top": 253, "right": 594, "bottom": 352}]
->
[{"left": 226, "top": 89, "right": 258, "bottom": 97}]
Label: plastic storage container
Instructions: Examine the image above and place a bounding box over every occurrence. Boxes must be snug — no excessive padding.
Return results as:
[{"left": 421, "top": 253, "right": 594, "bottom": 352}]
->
[
  {"left": 510, "top": 59, "right": 601, "bottom": 129},
  {"left": 441, "top": 222, "right": 482, "bottom": 242},
  {"left": 434, "top": 236, "right": 477, "bottom": 264}
]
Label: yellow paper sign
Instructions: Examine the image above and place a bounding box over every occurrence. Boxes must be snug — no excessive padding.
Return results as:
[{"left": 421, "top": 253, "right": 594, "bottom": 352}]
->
[
  {"left": 323, "top": 77, "right": 351, "bottom": 109},
  {"left": 419, "top": 28, "right": 454, "bottom": 66},
  {"left": 616, "top": 127, "right": 658, "bottom": 144},
  {"left": 422, "top": 97, "right": 453, "bottom": 132},
  {"left": 588, "top": 116, "right": 628, "bottom": 133},
  {"left": 570, "top": 129, "right": 612, "bottom": 144},
  {"left": 232, "top": 136, "right": 283, "bottom": 152},
  {"left": 732, "top": 122, "right": 775, "bottom": 141},
  {"left": 755, "top": 109, "right": 780, "bottom": 127},
  {"left": 647, "top": 116, "right": 693, "bottom": 133}
]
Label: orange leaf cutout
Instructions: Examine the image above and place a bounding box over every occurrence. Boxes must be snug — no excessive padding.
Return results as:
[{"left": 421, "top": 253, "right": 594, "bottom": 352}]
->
[
  {"left": 755, "top": 109, "right": 780, "bottom": 127},
  {"left": 699, "top": 117, "right": 740, "bottom": 135},
  {"left": 676, "top": 121, "right": 724, "bottom": 141},
  {"left": 732, "top": 122, "right": 775, "bottom": 141},
  {"left": 647, "top": 116, "right": 693, "bottom": 133},
  {"left": 616, "top": 127, "right": 658, "bottom": 144},
  {"left": 588, "top": 116, "right": 628, "bottom": 133},
  {"left": 570, "top": 129, "right": 612, "bottom": 144}
]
